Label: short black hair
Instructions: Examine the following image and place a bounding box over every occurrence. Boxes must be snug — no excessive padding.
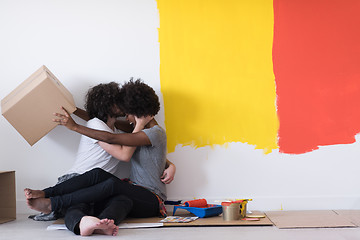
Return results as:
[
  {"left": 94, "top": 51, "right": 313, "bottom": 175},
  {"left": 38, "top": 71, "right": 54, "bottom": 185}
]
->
[
  {"left": 119, "top": 78, "right": 160, "bottom": 117},
  {"left": 85, "top": 82, "right": 122, "bottom": 123}
]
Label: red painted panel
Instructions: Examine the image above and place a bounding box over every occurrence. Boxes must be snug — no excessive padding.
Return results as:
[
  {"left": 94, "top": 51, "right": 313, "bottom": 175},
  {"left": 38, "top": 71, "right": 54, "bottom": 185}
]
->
[{"left": 273, "top": 0, "right": 360, "bottom": 154}]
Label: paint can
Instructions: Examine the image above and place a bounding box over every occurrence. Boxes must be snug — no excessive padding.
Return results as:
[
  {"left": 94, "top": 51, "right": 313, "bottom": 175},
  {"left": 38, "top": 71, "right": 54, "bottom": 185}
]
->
[
  {"left": 240, "top": 201, "right": 247, "bottom": 218},
  {"left": 221, "top": 202, "right": 241, "bottom": 221}
]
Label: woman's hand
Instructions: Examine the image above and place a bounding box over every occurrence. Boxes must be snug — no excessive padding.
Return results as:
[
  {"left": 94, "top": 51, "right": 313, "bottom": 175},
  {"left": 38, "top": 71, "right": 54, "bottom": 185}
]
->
[
  {"left": 53, "top": 107, "right": 78, "bottom": 131},
  {"left": 161, "top": 163, "right": 176, "bottom": 184}
]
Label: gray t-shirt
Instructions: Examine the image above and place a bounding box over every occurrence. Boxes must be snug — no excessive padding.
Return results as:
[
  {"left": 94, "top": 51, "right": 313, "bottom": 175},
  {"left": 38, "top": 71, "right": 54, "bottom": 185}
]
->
[{"left": 129, "top": 125, "right": 167, "bottom": 200}]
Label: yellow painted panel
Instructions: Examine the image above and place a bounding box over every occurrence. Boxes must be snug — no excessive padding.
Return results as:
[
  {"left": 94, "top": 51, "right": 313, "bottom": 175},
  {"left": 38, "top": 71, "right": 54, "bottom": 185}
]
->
[{"left": 158, "top": 0, "right": 278, "bottom": 153}]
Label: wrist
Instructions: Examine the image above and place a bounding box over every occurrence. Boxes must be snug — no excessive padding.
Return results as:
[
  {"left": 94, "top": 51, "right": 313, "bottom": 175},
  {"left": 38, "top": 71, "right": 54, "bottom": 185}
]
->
[
  {"left": 134, "top": 123, "right": 145, "bottom": 132},
  {"left": 71, "top": 123, "right": 79, "bottom": 132}
]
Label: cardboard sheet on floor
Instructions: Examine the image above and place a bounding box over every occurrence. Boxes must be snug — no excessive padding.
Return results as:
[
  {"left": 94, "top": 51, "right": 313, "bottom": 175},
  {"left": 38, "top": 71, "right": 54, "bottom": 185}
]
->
[
  {"left": 334, "top": 210, "right": 360, "bottom": 226},
  {"left": 126, "top": 213, "right": 273, "bottom": 227},
  {"left": 265, "top": 210, "right": 356, "bottom": 229},
  {"left": 51, "top": 211, "right": 272, "bottom": 229}
]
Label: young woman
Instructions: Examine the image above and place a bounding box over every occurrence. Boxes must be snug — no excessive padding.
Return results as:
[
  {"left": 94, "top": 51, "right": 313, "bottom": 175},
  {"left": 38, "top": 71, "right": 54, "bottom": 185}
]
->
[{"left": 26, "top": 79, "right": 169, "bottom": 236}]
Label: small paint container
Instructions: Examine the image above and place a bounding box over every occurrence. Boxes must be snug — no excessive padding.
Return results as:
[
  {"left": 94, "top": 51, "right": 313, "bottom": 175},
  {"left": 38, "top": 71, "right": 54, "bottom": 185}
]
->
[{"left": 221, "top": 201, "right": 241, "bottom": 221}]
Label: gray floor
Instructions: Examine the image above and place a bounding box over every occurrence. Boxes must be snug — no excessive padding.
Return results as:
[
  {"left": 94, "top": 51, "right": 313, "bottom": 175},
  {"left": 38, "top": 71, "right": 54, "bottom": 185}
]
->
[{"left": 1, "top": 214, "right": 360, "bottom": 240}]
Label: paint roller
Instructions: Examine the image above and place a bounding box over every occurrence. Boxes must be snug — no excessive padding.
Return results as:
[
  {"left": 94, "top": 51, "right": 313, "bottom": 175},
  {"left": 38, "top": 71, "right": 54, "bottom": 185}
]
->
[{"left": 183, "top": 199, "right": 208, "bottom": 208}]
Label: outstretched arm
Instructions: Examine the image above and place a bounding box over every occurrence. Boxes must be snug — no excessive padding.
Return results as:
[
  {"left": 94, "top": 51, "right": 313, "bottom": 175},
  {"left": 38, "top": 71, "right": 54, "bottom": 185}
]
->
[
  {"left": 161, "top": 159, "right": 176, "bottom": 184},
  {"left": 73, "top": 107, "right": 90, "bottom": 121},
  {"left": 98, "top": 116, "right": 152, "bottom": 162},
  {"left": 74, "top": 107, "right": 133, "bottom": 133},
  {"left": 54, "top": 107, "right": 151, "bottom": 146}
]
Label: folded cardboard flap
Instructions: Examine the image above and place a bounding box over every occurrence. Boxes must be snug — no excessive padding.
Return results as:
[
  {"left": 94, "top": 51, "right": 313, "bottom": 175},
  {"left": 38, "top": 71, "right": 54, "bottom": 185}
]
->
[
  {"left": 0, "top": 171, "right": 16, "bottom": 224},
  {"left": 1, "top": 66, "right": 76, "bottom": 145}
]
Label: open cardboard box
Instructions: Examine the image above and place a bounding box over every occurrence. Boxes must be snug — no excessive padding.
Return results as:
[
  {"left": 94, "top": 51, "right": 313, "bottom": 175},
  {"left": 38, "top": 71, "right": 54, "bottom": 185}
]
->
[
  {"left": 1, "top": 65, "right": 76, "bottom": 146},
  {"left": 0, "top": 171, "right": 16, "bottom": 224}
]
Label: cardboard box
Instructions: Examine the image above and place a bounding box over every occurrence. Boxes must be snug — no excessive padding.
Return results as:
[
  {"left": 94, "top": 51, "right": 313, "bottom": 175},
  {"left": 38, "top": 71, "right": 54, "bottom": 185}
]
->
[
  {"left": 1, "top": 66, "right": 76, "bottom": 145},
  {"left": 0, "top": 171, "right": 16, "bottom": 224}
]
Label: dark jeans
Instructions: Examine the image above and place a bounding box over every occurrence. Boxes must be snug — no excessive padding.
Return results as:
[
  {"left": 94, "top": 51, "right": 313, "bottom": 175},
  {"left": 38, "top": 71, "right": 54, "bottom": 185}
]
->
[
  {"left": 43, "top": 168, "right": 160, "bottom": 234},
  {"left": 65, "top": 195, "right": 133, "bottom": 235}
]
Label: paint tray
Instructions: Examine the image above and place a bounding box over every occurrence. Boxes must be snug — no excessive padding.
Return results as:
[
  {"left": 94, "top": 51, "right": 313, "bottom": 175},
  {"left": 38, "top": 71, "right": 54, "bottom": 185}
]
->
[{"left": 173, "top": 204, "right": 223, "bottom": 218}]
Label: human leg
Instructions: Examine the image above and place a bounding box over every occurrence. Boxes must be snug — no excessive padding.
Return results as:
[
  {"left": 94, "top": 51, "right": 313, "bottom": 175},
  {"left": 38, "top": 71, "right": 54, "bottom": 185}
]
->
[
  {"left": 64, "top": 203, "right": 92, "bottom": 235},
  {"left": 49, "top": 177, "right": 122, "bottom": 212},
  {"left": 24, "top": 168, "right": 113, "bottom": 201},
  {"left": 27, "top": 173, "right": 80, "bottom": 221},
  {"left": 28, "top": 176, "right": 159, "bottom": 217},
  {"left": 95, "top": 195, "right": 133, "bottom": 225},
  {"left": 64, "top": 203, "right": 118, "bottom": 236},
  {"left": 59, "top": 178, "right": 161, "bottom": 218},
  {"left": 124, "top": 185, "right": 160, "bottom": 218},
  {"left": 43, "top": 168, "right": 115, "bottom": 197},
  {"left": 27, "top": 177, "right": 119, "bottom": 214},
  {"left": 61, "top": 179, "right": 160, "bottom": 218}
]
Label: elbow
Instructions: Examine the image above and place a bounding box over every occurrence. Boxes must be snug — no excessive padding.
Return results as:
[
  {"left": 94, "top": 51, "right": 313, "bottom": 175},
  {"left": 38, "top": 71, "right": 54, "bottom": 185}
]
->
[
  {"left": 122, "top": 153, "right": 132, "bottom": 162},
  {"left": 118, "top": 156, "right": 131, "bottom": 163},
  {"left": 115, "top": 155, "right": 131, "bottom": 163}
]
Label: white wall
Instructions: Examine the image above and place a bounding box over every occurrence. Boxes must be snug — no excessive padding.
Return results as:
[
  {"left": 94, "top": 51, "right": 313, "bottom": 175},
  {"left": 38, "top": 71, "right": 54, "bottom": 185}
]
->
[{"left": 1, "top": 0, "right": 360, "bottom": 214}]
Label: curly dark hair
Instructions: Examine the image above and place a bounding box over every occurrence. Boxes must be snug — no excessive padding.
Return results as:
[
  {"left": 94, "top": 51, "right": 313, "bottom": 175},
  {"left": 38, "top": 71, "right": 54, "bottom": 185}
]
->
[
  {"left": 85, "top": 82, "right": 122, "bottom": 123},
  {"left": 119, "top": 78, "right": 160, "bottom": 117}
]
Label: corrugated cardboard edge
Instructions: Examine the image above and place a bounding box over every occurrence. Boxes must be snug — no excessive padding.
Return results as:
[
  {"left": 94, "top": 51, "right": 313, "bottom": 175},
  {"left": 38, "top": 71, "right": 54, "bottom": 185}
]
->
[
  {"left": 1, "top": 66, "right": 47, "bottom": 114},
  {"left": 1, "top": 65, "right": 76, "bottom": 115},
  {"left": 0, "top": 171, "right": 16, "bottom": 224},
  {"left": 27, "top": 66, "right": 77, "bottom": 146},
  {"left": 1, "top": 66, "right": 76, "bottom": 146},
  {"left": 43, "top": 66, "right": 76, "bottom": 111}
]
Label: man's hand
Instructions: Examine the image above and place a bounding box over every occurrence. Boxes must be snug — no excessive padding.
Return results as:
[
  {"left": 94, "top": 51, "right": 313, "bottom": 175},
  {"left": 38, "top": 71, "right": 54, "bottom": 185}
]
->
[{"left": 53, "top": 107, "right": 78, "bottom": 131}]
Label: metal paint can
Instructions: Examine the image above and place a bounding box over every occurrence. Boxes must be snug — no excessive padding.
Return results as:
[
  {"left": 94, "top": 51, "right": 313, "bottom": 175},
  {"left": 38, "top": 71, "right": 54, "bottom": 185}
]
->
[{"left": 221, "top": 202, "right": 241, "bottom": 221}]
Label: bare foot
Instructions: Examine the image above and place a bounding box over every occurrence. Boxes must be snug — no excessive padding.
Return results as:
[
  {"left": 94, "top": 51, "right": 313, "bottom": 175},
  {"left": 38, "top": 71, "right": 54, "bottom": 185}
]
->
[
  {"left": 94, "top": 219, "right": 119, "bottom": 236},
  {"left": 24, "top": 188, "right": 45, "bottom": 199},
  {"left": 79, "top": 216, "right": 119, "bottom": 236},
  {"left": 27, "top": 198, "right": 52, "bottom": 214}
]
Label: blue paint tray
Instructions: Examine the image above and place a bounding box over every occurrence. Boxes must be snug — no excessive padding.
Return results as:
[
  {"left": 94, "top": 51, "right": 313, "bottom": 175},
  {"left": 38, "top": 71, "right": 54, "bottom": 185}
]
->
[{"left": 173, "top": 204, "right": 223, "bottom": 218}]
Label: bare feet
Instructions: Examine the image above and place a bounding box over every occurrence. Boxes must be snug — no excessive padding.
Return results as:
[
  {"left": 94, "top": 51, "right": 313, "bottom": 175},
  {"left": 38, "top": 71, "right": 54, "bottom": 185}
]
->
[
  {"left": 24, "top": 188, "right": 45, "bottom": 199},
  {"left": 79, "top": 216, "right": 119, "bottom": 236},
  {"left": 26, "top": 198, "right": 52, "bottom": 214}
]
